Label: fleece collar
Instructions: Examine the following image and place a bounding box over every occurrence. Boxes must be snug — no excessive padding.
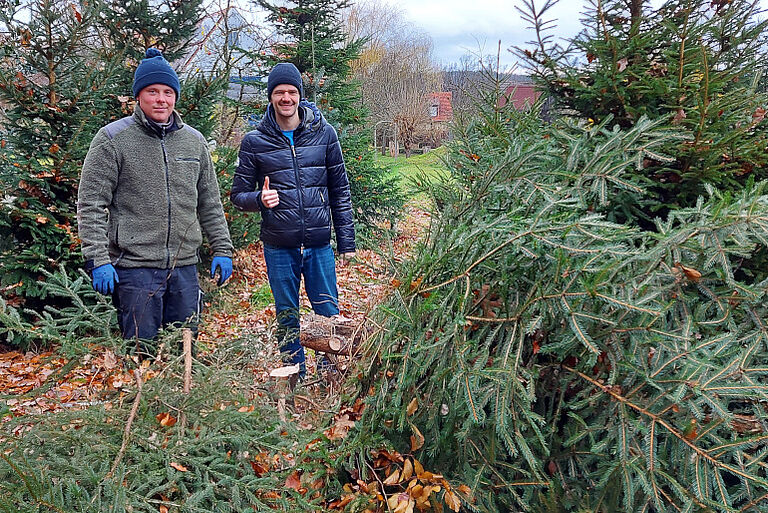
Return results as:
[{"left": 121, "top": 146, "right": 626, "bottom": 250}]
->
[{"left": 133, "top": 104, "right": 183, "bottom": 138}]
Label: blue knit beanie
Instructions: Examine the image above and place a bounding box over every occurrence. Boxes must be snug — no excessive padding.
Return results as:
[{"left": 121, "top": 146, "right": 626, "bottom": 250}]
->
[
  {"left": 267, "top": 63, "right": 303, "bottom": 99},
  {"left": 132, "top": 48, "right": 181, "bottom": 99}
]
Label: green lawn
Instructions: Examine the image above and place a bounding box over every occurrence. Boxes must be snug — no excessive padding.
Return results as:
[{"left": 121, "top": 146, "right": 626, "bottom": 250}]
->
[{"left": 375, "top": 146, "right": 448, "bottom": 191}]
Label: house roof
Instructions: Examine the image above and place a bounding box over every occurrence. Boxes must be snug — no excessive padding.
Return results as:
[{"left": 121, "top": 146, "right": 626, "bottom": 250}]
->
[{"left": 500, "top": 83, "right": 541, "bottom": 110}]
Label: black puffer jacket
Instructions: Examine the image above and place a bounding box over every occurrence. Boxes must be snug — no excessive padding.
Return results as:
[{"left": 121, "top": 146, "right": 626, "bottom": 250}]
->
[{"left": 230, "top": 105, "right": 355, "bottom": 253}]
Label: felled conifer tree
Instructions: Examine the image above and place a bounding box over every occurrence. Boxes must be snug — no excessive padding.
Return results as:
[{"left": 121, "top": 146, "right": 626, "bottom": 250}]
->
[
  {"left": 355, "top": 72, "right": 768, "bottom": 512},
  {"left": 517, "top": 0, "right": 768, "bottom": 226},
  {"left": 255, "top": 0, "right": 404, "bottom": 239}
]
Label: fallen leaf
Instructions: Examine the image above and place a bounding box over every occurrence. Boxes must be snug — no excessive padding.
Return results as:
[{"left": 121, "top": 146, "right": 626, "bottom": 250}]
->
[
  {"left": 383, "top": 468, "right": 401, "bottom": 486},
  {"left": 676, "top": 263, "right": 702, "bottom": 282},
  {"left": 394, "top": 496, "right": 415, "bottom": 513},
  {"left": 414, "top": 458, "right": 425, "bottom": 477},
  {"left": 170, "top": 462, "right": 188, "bottom": 472},
  {"left": 410, "top": 424, "right": 425, "bottom": 451},
  {"left": 402, "top": 458, "right": 414, "bottom": 481},
  {"left": 406, "top": 397, "right": 418, "bottom": 416},
  {"left": 238, "top": 405, "right": 254, "bottom": 413},
  {"left": 285, "top": 470, "right": 302, "bottom": 491},
  {"left": 155, "top": 412, "right": 177, "bottom": 427},
  {"left": 102, "top": 350, "right": 117, "bottom": 370},
  {"left": 250, "top": 460, "right": 269, "bottom": 476},
  {"left": 444, "top": 489, "right": 461, "bottom": 512}
]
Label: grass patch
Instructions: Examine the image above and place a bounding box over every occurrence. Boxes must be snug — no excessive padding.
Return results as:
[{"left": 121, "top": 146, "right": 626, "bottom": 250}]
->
[
  {"left": 250, "top": 283, "right": 274, "bottom": 309},
  {"left": 375, "top": 146, "right": 447, "bottom": 190}
]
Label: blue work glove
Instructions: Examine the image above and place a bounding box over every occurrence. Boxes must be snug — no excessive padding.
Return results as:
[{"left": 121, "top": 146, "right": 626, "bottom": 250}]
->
[
  {"left": 299, "top": 99, "right": 322, "bottom": 129},
  {"left": 211, "top": 256, "right": 233, "bottom": 286},
  {"left": 92, "top": 263, "right": 118, "bottom": 295}
]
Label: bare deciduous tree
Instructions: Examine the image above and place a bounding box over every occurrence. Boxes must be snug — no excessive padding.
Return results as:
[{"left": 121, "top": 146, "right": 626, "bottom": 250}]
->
[{"left": 342, "top": 0, "right": 441, "bottom": 156}]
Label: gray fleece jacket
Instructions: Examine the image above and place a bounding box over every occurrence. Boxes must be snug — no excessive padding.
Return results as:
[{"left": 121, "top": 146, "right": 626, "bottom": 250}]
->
[{"left": 77, "top": 106, "right": 233, "bottom": 270}]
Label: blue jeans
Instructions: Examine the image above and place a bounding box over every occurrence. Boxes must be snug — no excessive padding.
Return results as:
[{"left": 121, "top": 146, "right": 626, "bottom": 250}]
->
[
  {"left": 263, "top": 243, "right": 339, "bottom": 376},
  {"left": 114, "top": 265, "right": 201, "bottom": 354}
]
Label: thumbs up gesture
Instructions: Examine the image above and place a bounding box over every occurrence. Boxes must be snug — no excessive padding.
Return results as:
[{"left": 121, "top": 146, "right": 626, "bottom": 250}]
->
[{"left": 261, "top": 176, "right": 279, "bottom": 208}]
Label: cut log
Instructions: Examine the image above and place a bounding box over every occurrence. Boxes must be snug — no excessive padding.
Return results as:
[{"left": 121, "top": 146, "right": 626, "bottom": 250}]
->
[{"left": 300, "top": 332, "right": 359, "bottom": 356}]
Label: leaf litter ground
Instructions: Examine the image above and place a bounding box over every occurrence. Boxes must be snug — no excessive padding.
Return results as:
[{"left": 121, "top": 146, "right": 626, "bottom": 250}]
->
[{"left": 0, "top": 205, "right": 451, "bottom": 512}]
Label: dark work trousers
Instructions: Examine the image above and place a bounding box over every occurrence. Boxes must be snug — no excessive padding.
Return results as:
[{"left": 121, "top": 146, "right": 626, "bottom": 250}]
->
[
  {"left": 262, "top": 243, "right": 339, "bottom": 378},
  {"left": 113, "top": 265, "right": 202, "bottom": 355}
]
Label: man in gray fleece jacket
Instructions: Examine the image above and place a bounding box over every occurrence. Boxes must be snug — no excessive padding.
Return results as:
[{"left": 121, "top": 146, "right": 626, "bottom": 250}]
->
[{"left": 77, "top": 48, "right": 233, "bottom": 351}]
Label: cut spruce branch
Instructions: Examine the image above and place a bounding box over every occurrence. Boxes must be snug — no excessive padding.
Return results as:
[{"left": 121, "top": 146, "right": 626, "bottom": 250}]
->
[{"left": 107, "top": 369, "right": 143, "bottom": 478}]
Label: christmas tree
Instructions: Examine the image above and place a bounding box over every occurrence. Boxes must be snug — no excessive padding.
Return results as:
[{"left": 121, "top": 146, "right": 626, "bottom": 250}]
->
[{"left": 518, "top": 0, "right": 768, "bottom": 227}]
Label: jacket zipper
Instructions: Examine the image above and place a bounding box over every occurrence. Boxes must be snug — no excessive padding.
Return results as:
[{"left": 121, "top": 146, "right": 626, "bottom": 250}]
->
[
  {"left": 161, "top": 129, "right": 172, "bottom": 268},
  {"left": 289, "top": 141, "right": 305, "bottom": 244}
]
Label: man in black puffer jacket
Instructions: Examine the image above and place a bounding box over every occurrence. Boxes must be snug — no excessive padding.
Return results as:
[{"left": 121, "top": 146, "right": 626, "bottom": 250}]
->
[{"left": 231, "top": 63, "right": 355, "bottom": 378}]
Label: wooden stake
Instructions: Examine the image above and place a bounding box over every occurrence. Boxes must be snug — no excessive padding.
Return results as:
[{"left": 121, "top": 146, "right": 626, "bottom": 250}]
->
[
  {"left": 180, "top": 328, "right": 193, "bottom": 434},
  {"left": 183, "top": 328, "right": 193, "bottom": 394}
]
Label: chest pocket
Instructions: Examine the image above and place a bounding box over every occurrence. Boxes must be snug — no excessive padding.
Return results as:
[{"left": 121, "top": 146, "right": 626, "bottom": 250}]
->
[{"left": 174, "top": 157, "right": 201, "bottom": 182}]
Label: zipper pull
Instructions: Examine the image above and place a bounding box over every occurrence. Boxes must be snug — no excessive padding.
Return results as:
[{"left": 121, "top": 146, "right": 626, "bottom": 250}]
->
[{"left": 291, "top": 144, "right": 296, "bottom": 158}]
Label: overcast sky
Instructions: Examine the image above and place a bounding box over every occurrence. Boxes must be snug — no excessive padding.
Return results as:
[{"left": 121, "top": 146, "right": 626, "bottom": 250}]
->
[{"left": 391, "top": 0, "right": 767, "bottom": 69}]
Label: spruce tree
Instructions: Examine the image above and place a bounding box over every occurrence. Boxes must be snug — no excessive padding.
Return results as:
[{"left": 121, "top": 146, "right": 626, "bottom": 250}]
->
[
  {"left": 517, "top": 0, "right": 768, "bottom": 227},
  {"left": 255, "top": 0, "right": 404, "bottom": 240},
  {"left": 0, "top": 0, "right": 124, "bottom": 309},
  {"left": 355, "top": 73, "right": 768, "bottom": 512}
]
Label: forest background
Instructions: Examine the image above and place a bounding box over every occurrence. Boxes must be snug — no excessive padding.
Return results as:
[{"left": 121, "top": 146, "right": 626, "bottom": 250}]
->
[{"left": 4, "top": 0, "right": 768, "bottom": 512}]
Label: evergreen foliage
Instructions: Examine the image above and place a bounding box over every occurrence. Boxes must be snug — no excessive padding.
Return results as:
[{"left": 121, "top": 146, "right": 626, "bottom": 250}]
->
[
  {"left": 517, "top": 0, "right": 768, "bottom": 227},
  {"left": 254, "top": 0, "right": 404, "bottom": 242},
  {"left": 0, "top": 0, "right": 123, "bottom": 305},
  {"left": 355, "top": 73, "right": 768, "bottom": 511},
  {"left": 0, "top": 337, "right": 342, "bottom": 512},
  {"left": 214, "top": 145, "right": 262, "bottom": 249}
]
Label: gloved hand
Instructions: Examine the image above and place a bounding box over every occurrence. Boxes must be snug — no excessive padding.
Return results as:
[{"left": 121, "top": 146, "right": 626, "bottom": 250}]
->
[
  {"left": 92, "top": 263, "right": 118, "bottom": 294},
  {"left": 211, "top": 256, "right": 233, "bottom": 286},
  {"left": 299, "top": 99, "right": 322, "bottom": 129},
  {"left": 339, "top": 252, "right": 356, "bottom": 265}
]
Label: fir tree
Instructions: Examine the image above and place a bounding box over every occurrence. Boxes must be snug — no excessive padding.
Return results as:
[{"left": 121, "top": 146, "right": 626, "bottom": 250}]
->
[
  {"left": 354, "top": 74, "right": 768, "bottom": 512},
  {"left": 255, "top": 0, "right": 404, "bottom": 240}
]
